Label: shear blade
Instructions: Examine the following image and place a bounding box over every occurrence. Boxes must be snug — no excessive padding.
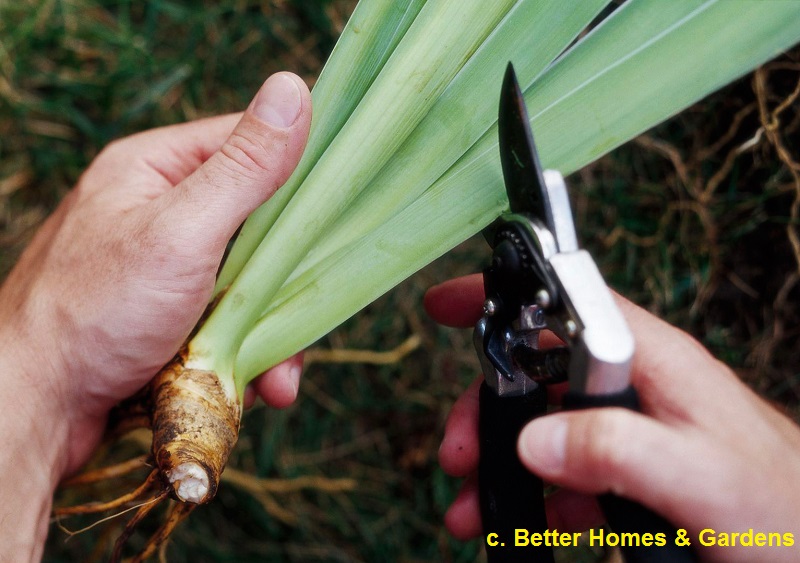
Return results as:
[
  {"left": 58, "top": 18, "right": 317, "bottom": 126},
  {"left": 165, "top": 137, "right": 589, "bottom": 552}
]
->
[
  {"left": 498, "top": 64, "right": 555, "bottom": 228},
  {"left": 498, "top": 63, "right": 578, "bottom": 253}
]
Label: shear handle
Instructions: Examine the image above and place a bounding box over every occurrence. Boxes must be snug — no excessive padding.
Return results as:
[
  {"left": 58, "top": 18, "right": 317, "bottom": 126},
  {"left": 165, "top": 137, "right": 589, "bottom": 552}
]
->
[{"left": 480, "top": 382, "right": 552, "bottom": 563}]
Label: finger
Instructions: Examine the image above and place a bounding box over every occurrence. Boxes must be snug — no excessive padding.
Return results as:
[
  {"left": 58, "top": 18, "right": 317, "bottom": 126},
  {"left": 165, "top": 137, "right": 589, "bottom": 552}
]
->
[
  {"left": 251, "top": 352, "right": 303, "bottom": 409},
  {"left": 424, "top": 274, "right": 484, "bottom": 328},
  {"left": 544, "top": 489, "right": 604, "bottom": 532},
  {"left": 444, "top": 481, "right": 603, "bottom": 541},
  {"left": 243, "top": 385, "right": 257, "bottom": 410},
  {"left": 444, "top": 474, "right": 483, "bottom": 540},
  {"left": 154, "top": 72, "right": 312, "bottom": 255},
  {"left": 424, "top": 274, "right": 564, "bottom": 349},
  {"left": 439, "top": 354, "right": 564, "bottom": 477},
  {"left": 439, "top": 377, "right": 482, "bottom": 477},
  {"left": 127, "top": 113, "right": 243, "bottom": 186},
  {"left": 79, "top": 114, "right": 243, "bottom": 198},
  {"left": 612, "top": 294, "right": 744, "bottom": 426}
]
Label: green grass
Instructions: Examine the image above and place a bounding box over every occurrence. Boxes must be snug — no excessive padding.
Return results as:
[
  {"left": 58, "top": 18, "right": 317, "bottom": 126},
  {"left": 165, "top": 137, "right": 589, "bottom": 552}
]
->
[{"left": 2, "top": 1, "right": 799, "bottom": 561}]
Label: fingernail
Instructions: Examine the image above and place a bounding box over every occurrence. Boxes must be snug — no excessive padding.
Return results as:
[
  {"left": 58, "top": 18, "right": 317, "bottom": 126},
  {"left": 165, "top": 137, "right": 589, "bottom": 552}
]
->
[
  {"left": 253, "top": 73, "right": 302, "bottom": 128},
  {"left": 243, "top": 385, "right": 256, "bottom": 409},
  {"left": 438, "top": 435, "right": 449, "bottom": 458},
  {"left": 289, "top": 364, "right": 301, "bottom": 397},
  {"left": 518, "top": 416, "right": 568, "bottom": 475}
]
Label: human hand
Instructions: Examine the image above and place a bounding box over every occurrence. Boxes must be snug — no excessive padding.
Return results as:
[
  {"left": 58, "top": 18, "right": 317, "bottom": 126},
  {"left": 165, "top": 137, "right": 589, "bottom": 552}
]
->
[
  {"left": 0, "top": 72, "right": 312, "bottom": 557},
  {"left": 425, "top": 274, "right": 800, "bottom": 562}
]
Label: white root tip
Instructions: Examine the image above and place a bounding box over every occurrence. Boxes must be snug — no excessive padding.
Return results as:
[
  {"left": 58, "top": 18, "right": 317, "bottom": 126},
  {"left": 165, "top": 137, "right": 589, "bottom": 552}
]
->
[{"left": 167, "top": 463, "right": 210, "bottom": 504}]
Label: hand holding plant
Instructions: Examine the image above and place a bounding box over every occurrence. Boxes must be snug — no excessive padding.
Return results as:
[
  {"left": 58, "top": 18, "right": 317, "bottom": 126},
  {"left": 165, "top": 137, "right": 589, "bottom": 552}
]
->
[{"left": 0, "top": 72, "right": 311, "bottom": 561}]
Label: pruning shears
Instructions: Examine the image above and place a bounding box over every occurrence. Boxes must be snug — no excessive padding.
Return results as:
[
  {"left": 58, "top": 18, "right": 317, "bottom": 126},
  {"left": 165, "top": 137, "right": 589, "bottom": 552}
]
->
[{"left": 474, "top": 64, "right": 696, "bottom": 563}]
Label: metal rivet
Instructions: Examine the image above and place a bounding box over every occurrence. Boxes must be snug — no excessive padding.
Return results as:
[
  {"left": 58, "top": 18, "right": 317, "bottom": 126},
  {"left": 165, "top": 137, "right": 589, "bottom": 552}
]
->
[
  {"left": 484, "top": 299, "right": 498, "bottom": 317},
  {"left": 535, "top": 289, "right": 551, "bottom": 309},
  {"left": 565, "top": 319, "right": 578, "bottom": 338}
]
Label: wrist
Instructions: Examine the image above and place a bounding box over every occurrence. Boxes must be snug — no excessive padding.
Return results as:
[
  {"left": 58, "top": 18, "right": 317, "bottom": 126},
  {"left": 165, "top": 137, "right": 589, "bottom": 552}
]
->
[{"left": 0, "top": 326, "right": 70, "bottom": 561}]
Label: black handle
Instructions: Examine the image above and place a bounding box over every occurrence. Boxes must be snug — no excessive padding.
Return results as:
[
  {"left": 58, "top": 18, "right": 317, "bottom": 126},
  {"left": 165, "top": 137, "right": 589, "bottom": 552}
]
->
[
  {"left": 480, "top": 382, "right": 554, "bottom": 563},
  {"left": 563, "top": 386, "right": 697, "bottom": 563}
]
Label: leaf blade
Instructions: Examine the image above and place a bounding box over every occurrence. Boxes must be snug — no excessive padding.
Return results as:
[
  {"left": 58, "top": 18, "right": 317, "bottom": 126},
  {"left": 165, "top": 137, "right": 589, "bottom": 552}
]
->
[{"left": 236, "top": 0, "right": 800, "bottom": 379}]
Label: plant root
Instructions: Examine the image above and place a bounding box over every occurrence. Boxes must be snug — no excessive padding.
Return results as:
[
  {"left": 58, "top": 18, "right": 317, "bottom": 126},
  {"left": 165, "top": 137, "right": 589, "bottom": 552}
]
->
[
  {"left": 106, "top": 387, "right": 153, "bottom": 439},
  {"left": 62, "top": 455, "right": 151, "bottom": 488},
  {"left": 108, "top": 491, "right": 169, "bottom": 563},
  {"left": 220, "top": 466, "right": 358, "bottom": 526},
  {"left": 55, "top": 349, "right": 242, "bottom": 559},
  {"left": 305, "top": 334, "right": 421, "bottom": 366},
  {"left": 123, "top": 501, "right": 196, "bottom": 563},
  {"left": 53, "top": 469, "right": 161, "bottom": 517}
]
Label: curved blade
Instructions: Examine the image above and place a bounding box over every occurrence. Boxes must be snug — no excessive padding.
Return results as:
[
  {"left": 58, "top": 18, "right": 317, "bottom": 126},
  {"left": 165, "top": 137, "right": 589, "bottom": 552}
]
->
[{"left": 498, "top": 64, "right": 553, "bottom": 224}]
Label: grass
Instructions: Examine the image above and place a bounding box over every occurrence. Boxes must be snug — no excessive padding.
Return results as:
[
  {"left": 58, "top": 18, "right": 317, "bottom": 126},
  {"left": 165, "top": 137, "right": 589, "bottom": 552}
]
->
[{"left": 1, "top": 0, "right": 799, "bottom": 561}]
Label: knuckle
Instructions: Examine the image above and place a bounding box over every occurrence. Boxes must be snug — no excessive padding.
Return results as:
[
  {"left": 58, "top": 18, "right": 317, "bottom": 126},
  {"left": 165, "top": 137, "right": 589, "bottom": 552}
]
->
[
  {"left": 220, "top": 128, "right": 286, "bottom": 184},
  {"left": 96, "top": 137, "right": 126, "bottom": 161},
  {"left": 74, "top": 137, "right": 138, "bottom": 200},
  {"left": 93, "top": 136, "right": 139, "bottom": 169}
]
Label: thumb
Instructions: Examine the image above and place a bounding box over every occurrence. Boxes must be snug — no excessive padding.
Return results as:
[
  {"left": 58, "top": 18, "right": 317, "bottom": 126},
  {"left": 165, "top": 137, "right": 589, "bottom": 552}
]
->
[
  {"left": 158, "top": 72, "right": 312, "bottom": 254},
  {"left": 517, "top": 410, "right": 708, "bottom": 524}
]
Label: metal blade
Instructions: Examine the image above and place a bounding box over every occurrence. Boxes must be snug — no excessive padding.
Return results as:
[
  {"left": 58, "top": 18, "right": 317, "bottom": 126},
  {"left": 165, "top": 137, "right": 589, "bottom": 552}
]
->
[{"left": 498, "top": 63, "right": 555, "bottom": 231}]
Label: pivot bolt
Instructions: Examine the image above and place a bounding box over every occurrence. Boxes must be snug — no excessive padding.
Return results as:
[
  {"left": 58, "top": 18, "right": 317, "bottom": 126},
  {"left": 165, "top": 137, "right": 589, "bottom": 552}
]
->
[
  {"left": 535, "top": 289, "right": 551, "bottom": 309},
  {"left": 565, "top": 319, "right": 579, "bottom": 338}
]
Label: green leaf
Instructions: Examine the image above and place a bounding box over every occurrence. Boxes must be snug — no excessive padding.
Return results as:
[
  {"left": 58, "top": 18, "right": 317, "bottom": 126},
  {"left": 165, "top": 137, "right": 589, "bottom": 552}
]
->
[
  {"left": 214, "top": 0, "right": 428, "bottom": 292},
  {"left": 234, "top": 0, "right": 800, "bottom": 379},
  {"left": 193, "top": 0, "right": 519, "bottom": 378},
  {"left": 288, "top": 0, "right": 612, "bottom": 284}
]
